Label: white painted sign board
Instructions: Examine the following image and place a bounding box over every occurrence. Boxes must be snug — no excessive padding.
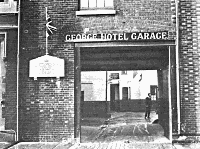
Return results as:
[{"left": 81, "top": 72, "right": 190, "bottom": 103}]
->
[{"left": 29, "top": 55, "right": 65, "bottom": 80}]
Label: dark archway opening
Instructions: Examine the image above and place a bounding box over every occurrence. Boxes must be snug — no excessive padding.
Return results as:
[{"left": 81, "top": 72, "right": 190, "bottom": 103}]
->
[{"left": 75, "top": 44, "right": 177, "bottom": 143}]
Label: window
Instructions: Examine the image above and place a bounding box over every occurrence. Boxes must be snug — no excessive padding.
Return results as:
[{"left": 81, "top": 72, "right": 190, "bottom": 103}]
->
[
  {"left": 76, "top": 0, "right": 116, "bottom": 15},
  {"left": 81, "top": 0, "right": 113, "bottom": 9},
  {"left": 109, "top": 73, "right": 119, "bottom": 80},
  {"left": 121, "top": 71, "right": 127, "bottom": 75}
]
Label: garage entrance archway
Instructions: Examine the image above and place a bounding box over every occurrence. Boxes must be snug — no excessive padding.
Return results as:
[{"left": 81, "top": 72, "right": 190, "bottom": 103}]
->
[{"left": 74, "top": 41, "right": 176, "bottom": 143}]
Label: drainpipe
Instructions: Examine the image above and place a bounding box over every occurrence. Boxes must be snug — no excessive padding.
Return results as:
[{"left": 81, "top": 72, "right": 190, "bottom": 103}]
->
[
  {"left": 175, "top": 0, "right": 181, "bottom": 135},
  {"left": 106, "top": 71, "right": 108, "bottom": 115},
  {"left": 16, "top": 0, "right": 21, "bottom": 141}
]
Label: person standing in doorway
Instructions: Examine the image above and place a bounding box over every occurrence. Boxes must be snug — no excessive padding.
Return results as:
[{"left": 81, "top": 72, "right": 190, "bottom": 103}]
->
[{"left": 145, "top": 93, "right": 152, "bottom": 119}]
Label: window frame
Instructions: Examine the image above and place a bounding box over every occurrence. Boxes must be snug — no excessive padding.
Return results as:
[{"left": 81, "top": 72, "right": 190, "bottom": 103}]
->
[
  {"left": 80, "top": 0, "right": 114, "bottom": 10},
  {"left": 76, "top": 0, "right": 116, "bottom": 16}
]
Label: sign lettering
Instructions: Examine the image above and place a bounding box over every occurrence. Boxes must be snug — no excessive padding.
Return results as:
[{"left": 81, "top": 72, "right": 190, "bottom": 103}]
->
[{"left": 65, "top": 31, "right": 168, "bottom": 42}]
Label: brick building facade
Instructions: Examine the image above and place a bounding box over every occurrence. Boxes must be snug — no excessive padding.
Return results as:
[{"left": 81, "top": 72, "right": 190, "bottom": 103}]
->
[{"left": 1, "top": 0, "right": 200, "bottom": 143}]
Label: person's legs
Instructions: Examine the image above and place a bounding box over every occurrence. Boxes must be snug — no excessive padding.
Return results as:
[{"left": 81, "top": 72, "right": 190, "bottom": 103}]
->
[
  {"left": 145, "top": 107, "right": 148, "bottom": 119},
  {"left": 147, "top": 107, "right": 151, "bottom": 118}
]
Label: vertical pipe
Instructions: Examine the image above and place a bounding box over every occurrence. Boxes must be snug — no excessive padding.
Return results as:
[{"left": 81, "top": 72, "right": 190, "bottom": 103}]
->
[
  {"left": 74, "top": 46, "right": 81, "bottom": 143},
  {"left": 106, "top": 71, "right": 108, "bottom": 114},
  {"left": 4, "top": 32, "right": 7, "bottom": 57},
  {"left": 17, "top": 0, "right": 21, "bottom": 141},
  {"left": 175, "top": 0, "right": 181, "bottom": 135}
]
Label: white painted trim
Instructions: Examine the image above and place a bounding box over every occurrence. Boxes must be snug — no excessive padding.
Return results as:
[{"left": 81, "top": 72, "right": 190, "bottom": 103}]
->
[
  {"left": 0, "top": 26, "right": 18, "bottom": 29},
  {"left": 0, "top": 11, "right": 18, "bottom": 14},
  {"left": 76, "top": 9, "right": 116, "bottom": 16}
]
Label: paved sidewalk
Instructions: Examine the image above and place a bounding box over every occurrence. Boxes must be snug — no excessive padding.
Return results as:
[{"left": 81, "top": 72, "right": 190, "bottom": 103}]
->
[
  {"left": 70, "top": 142, "right": 176, "bottom": 149},
  {"left": 7, "top": 142, "right": 200, "bottom": 149}
]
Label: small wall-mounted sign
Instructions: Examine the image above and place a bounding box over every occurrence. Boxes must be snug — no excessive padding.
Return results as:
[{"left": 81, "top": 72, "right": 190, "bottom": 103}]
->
[{"left": 29, "top": 55, "right": 65, "bottom": 80}]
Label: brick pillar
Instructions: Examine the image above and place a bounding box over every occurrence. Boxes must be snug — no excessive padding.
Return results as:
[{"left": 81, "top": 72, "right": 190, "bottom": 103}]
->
[
  {"left": 179, "top": 0, "right": 199, "bottom": 135},
  {"left": 196, "top": 0, "right": 200, "bottom": 135}
]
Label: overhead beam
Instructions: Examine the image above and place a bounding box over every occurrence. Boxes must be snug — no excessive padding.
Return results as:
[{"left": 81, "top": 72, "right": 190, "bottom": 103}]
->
[
  {"left": 81, "top": 59, "right": 168, "bottom": 71},
  {"left": 81, "top": 51, "right": 168, "bottom": 61},
  {"left": 76, "top": 41, "right": 175, "bottom": 48}
]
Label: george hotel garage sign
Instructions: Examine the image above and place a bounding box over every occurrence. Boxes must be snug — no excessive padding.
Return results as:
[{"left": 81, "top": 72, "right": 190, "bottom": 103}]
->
[{"left": 65, "top": 31, "right": 168, "bottom": 42}]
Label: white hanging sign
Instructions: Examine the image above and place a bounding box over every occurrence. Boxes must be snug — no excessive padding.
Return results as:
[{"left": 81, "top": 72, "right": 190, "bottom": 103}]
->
[{"left": 29, "top": 55, "right": 65, "bottom": 80}]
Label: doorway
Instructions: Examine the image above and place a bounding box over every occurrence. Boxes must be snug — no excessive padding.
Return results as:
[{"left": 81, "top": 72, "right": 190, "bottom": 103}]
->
[
  {"left": 110, "top": 84, "right": 119, "bottom": 111},
  {"left": 74, "top": 42, "right": 176, "bottom": 143}
]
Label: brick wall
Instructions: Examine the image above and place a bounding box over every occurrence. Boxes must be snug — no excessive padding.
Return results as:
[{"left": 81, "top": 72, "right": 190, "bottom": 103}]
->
[
  {"left": 77, "top": 0, "right": 175, "bottom": 35},
  {"left": 19, "top": 0, "right": 79, "bottom": 141},
  {"left": 82, "top": 101, "right": 109, "bottom": 118},
  {"left": 115, "top": 100, "right": 157, "bottom": 112}
]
